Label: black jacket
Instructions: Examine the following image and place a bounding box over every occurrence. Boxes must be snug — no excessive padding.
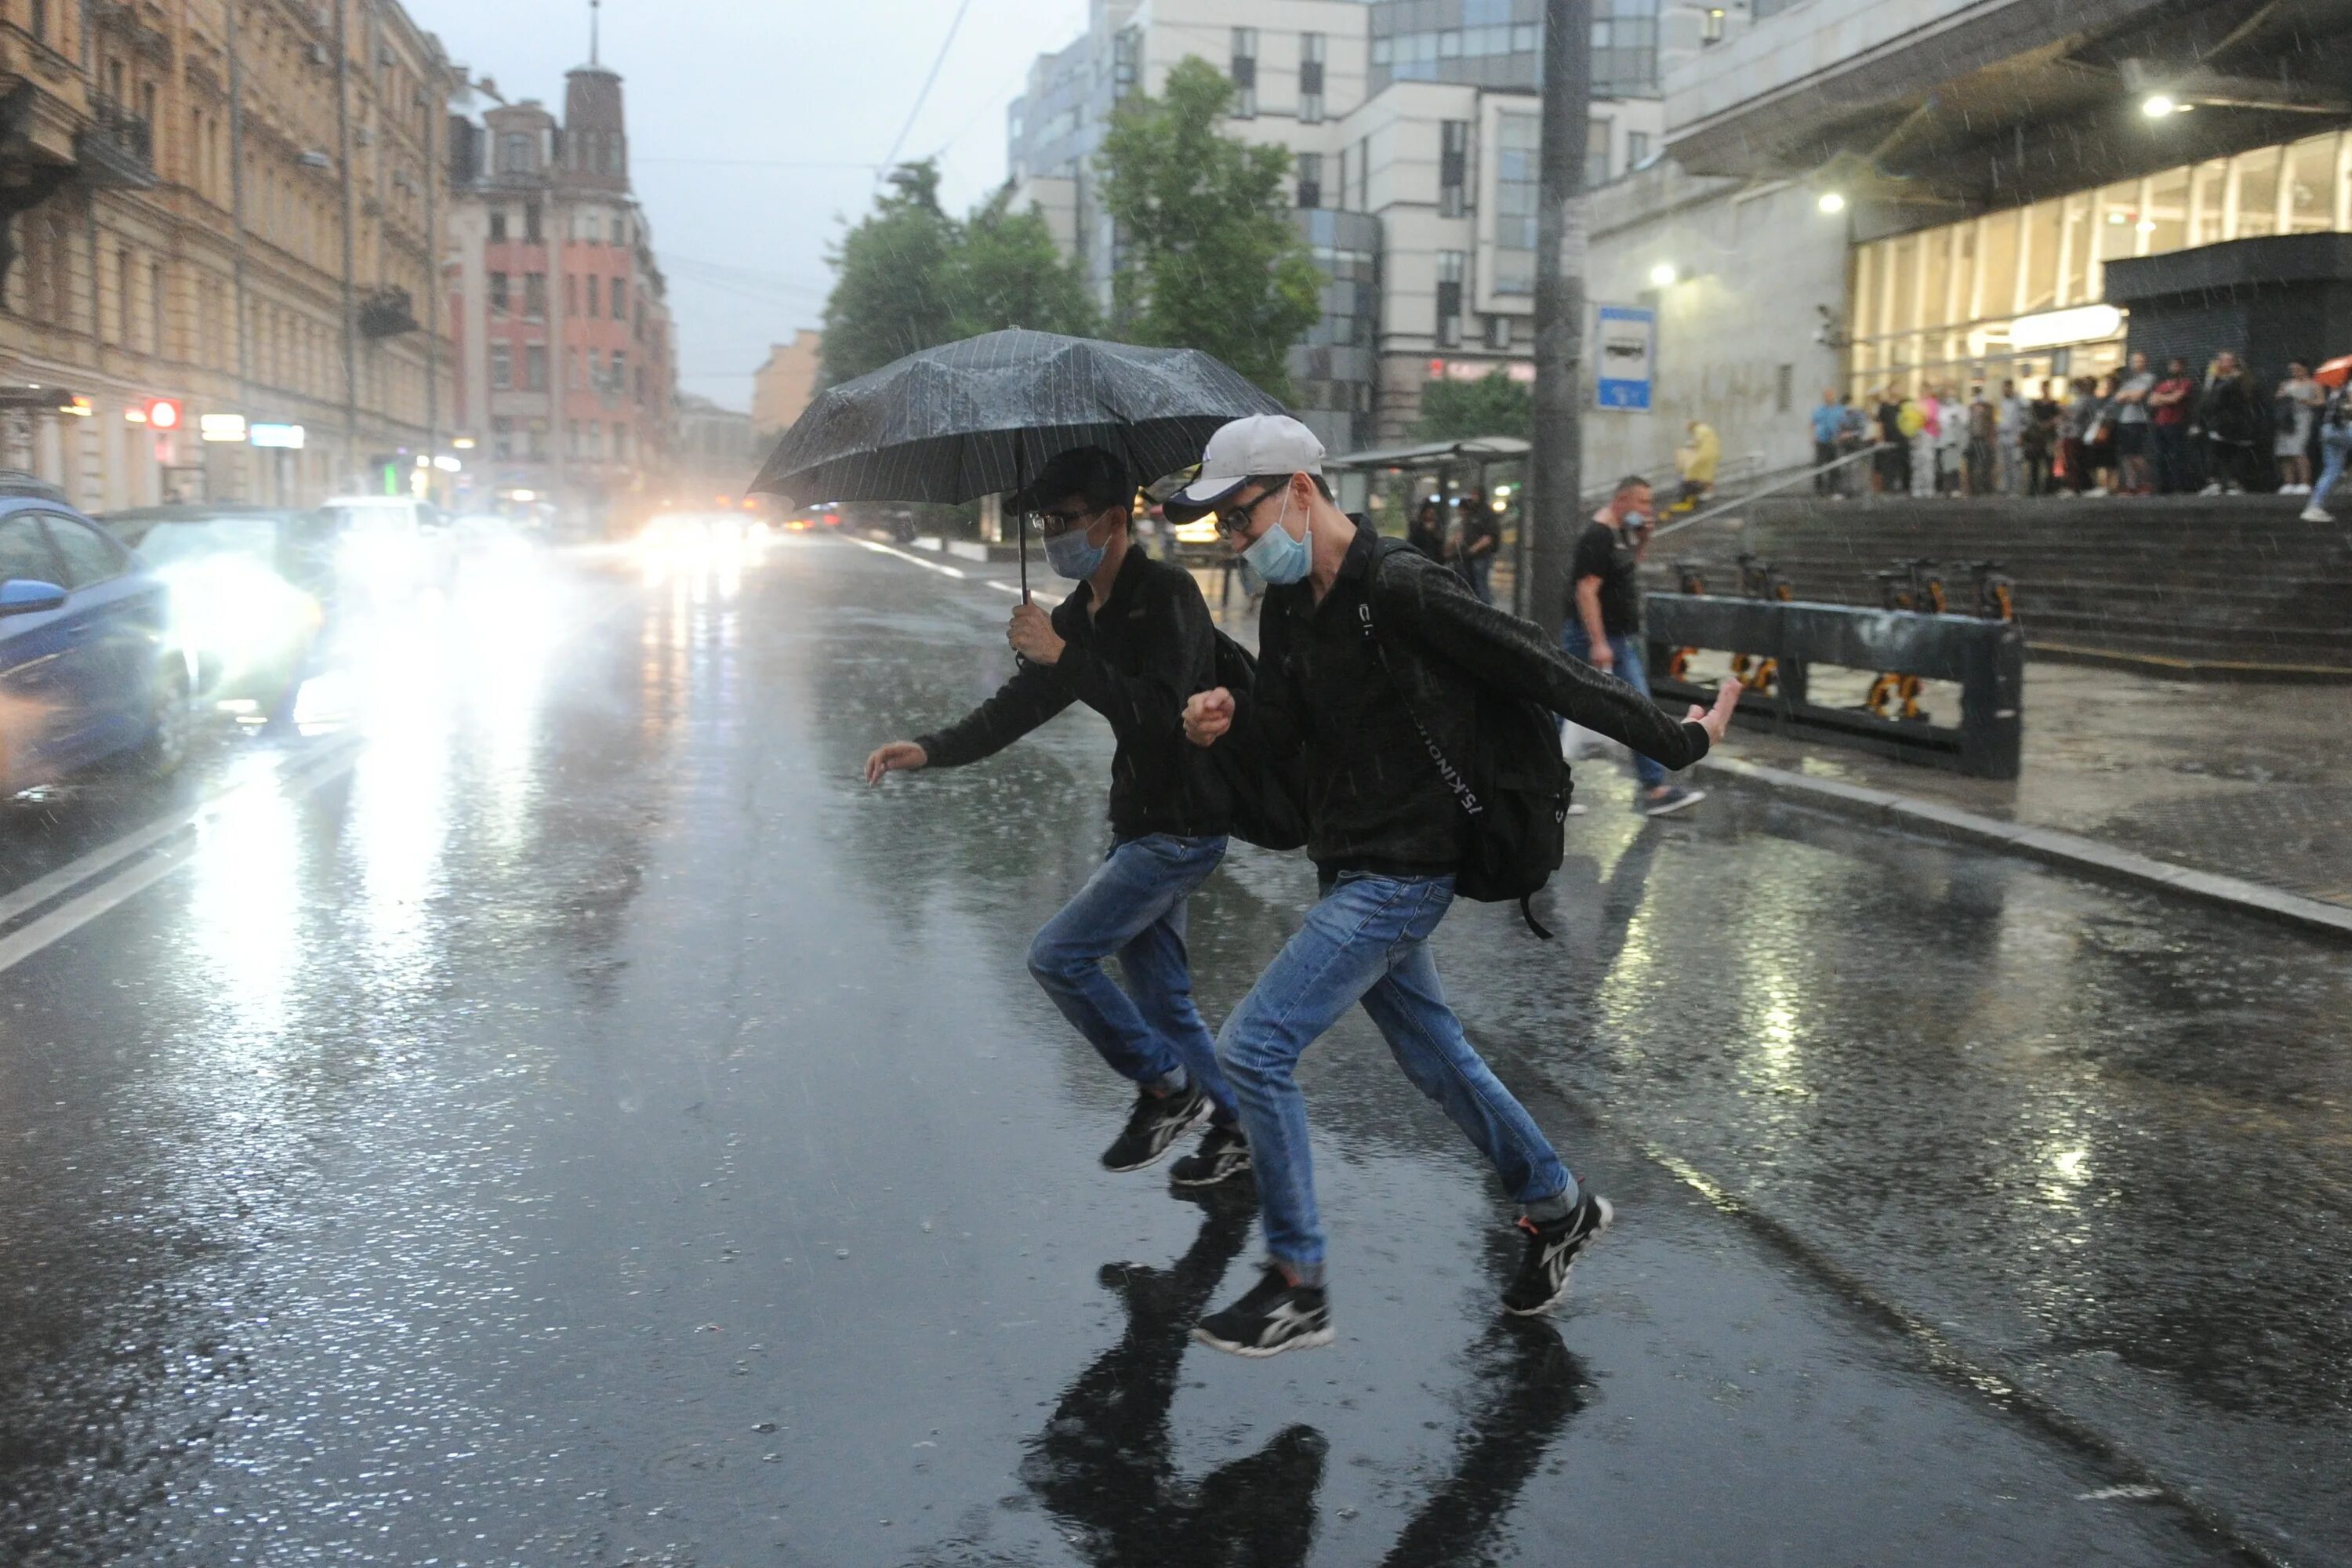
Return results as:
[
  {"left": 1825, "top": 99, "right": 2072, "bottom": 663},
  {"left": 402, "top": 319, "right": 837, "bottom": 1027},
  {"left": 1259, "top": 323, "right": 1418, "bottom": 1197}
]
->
[
  {"left": 916, "top": 547, "right": 1230, "bottom": 839},
  {"left": 1231, "top": 519, "right": 1708, "bottom": 872}
]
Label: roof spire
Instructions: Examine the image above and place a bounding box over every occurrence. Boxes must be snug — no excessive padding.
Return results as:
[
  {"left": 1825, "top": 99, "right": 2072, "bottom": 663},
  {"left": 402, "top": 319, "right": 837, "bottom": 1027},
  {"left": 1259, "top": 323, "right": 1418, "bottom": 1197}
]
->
[{"left": 590, "top": 0, "right": 601, "bottom": 66}]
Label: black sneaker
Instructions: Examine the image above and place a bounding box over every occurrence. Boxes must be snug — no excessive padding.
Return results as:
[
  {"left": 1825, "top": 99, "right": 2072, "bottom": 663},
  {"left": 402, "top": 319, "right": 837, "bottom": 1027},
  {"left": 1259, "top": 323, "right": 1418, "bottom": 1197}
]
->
[
  {"left": 1501, "top": 1191, "right": 1613, "bottom": 1316},
  {"left": 1194, "top": 1266, "right": 1333, "bottom": 1358},
  {"left": 1100, "top": 1085, "right": 1210, "bottom": 1173},
  {"left": 1169, "top": 1123, "right": 1251, "bottom": 1188}
]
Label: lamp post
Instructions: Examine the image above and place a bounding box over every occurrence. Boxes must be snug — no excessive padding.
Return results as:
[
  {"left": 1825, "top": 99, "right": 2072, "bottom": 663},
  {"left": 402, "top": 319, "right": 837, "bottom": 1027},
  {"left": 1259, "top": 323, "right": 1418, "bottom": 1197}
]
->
[{"left": 1527, "top": 0, "right": 1591, "bottom": 632}]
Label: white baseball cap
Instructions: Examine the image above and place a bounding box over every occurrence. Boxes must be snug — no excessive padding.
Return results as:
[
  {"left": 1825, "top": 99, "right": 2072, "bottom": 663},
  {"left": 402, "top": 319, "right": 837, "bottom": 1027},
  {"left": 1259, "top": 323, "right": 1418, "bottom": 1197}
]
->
[{"left": 1163, "top": 414, "right": 1326, "bottom": 521}]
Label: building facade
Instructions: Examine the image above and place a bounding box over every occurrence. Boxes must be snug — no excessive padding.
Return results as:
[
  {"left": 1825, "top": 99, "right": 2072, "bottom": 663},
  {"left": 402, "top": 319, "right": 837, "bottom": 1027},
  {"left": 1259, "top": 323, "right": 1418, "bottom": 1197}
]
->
[
  {"left": 750, "top": 328, "right": 819, "bottom": 443},
  {"left": 445, "top": 58, "right": 675, "bottom": 535},
  {"left": 1005, "top": 0, "right": 1671, "bottom": 452},
  {"left": 1581, "top": 0, "right": 2352, "bottom": 483},
  {"left": 671, "top": 390, "right": 754, "bottom": 506},
  {"left": 0, "top": 0, "right": 462, "bottom": 515}
]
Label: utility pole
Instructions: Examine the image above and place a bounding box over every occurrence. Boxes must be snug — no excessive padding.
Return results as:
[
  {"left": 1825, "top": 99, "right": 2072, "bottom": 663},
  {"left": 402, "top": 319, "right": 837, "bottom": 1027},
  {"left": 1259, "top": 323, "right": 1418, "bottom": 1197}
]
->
[
  {"left": 335, "top": 0, "right": 361, "bottom": 492},
  {"left": 1526, "top": 0, "right": 1591, "bottom": 631}
]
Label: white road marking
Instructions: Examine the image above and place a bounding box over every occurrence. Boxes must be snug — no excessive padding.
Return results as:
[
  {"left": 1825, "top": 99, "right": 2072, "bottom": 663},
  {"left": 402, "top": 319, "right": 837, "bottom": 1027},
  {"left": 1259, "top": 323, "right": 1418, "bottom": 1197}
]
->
[
  {"left": 0, "top": 737, "right": 365, "bottom": 978},
  {"left": 2076, "top": 1485, "right": 2165, "bottom": 1502},
  {"left": 0, "top": 736, "right": 361, "bottom": 932},
  {"left": 848, "top": 537, "right": 966, "bottom": 579}
]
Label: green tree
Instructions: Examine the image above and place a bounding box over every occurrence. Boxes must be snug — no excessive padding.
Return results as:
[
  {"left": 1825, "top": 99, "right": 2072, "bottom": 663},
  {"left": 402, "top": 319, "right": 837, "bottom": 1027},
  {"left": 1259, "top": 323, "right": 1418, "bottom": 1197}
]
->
[
  {"left": 1095, "top": 57, "right": 1321, "bottom": 399},
  {"left": 819, "top": 162, "right": 960, "bottom": 387},
  {"left": 953, "top": 187, "right": 1098, "bottom": 340},
  {"left": 1415, "top": 368, "right": 1534, "bottom": 441},
  {"left": 821, "top": 164, "right": 1098, "bottom": 387}
]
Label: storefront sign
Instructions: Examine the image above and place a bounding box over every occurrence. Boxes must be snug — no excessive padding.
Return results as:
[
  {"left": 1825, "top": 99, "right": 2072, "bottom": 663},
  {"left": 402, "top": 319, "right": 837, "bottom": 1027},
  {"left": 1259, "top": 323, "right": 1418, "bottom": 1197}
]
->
[
  {"left": 1595, "top": 306, "right": 1655, "bottom": 411},
  {"left": 2008, "top": 304, "right": 2125, "bottom": 351},
  {"left": 249, "top": 423, "right": 307, "bottom": 449},
  {"left": 199, "top": 413, "right": 249, "bottom": 443}
]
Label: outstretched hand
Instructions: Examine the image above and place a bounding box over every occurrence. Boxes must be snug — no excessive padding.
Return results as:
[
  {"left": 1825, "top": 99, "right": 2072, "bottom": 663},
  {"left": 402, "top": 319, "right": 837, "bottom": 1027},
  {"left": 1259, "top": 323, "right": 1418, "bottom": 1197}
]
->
[
  {"left": 1687, "top": 677, "right": 1740, "bottom": 746},
  {"left": 1183, "top": 688, "right": 1235, "bottom": 748},
  {"left": 864, "top": 741, "right": 928, "bottom": 786}
]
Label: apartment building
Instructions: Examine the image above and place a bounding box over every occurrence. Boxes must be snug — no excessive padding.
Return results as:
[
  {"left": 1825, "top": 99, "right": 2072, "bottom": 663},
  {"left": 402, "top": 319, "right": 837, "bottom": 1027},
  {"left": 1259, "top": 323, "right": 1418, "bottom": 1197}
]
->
[
  {"left": 1006, "top": 0, "right": 1671, "bottom": 451},
  {"left": 445, "top": 56, "right": 676, "bottom": 534},
  {"left": 0, "top": 0, "right": 461, "bottom": 513}
]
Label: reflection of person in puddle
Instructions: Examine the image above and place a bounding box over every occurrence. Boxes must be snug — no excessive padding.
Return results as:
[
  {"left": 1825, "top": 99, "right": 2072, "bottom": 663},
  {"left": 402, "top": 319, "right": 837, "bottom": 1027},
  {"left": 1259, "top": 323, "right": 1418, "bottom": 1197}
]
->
[
  {"left": 1019, "top": 1200, "right": 1588, "bottom": 1567},
  {"left": 1022, "top": 1187, "right": 1327, "bottom": 1565}
]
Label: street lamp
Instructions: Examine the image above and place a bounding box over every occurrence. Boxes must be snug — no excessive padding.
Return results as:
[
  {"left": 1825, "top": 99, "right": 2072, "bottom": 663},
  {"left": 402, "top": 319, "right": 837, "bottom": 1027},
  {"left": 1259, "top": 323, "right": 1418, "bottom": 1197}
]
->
[
  {"left": 2141, "top": 94, "right": 2180, "bottom": 118},
  {"left": 1649, "top": 262, "right": 1679, "bottom": 289},
  {"left": 1817, "top": 191, "right": 1847, "bottom": 215}
]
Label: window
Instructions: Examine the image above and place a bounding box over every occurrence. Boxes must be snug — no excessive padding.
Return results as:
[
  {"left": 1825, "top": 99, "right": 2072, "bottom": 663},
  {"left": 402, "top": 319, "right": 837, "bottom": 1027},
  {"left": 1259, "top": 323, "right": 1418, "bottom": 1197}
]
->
[
  {"left": 1231, "top": 28, "right": 1258, "bottom": 118},
  {"left": 565, "top": 273, "right": 579, "bottom": 315},
  {"left": 114, "top": 248, "right": 132, "bottom": 345},
  {"left": 526, "top": 419, "right": 547, "bottom": 459},
  {"left": 490, "top": 341, "right": 512, "bottom": 389},
  {"left": 1588, "top": 119, "right": 1611, "bottom": 188},
  {"left": 499, "top": 132, "right": 531, "bottom": 172},
  {"left": 589, "top": 348, "right": 604, "bottom": 388},
  {"left": 492, "top": 415, "right": 514, "bottom": 460},
  {"left": 0, "top": 515, "right": 60, "bottom": 586},
  {"left": 586, "top": 274, "right": 601, "bottom": 317},
  {"left": 1299, "top": 33, "right": 1325, "bottom": 124},
  {"left": 1439, "top": 121, "right": 1469, "bottom": 219},
  {"left": 1776, "top": 364, "right": 1795, "bottom": 414},
  {"left": 1296, "top": 152, "right": 1323, "bottom": 211},
  {"left": 149, "top": 260, "right": 165, "bottom": 354},
  {"left": 28, "top": 0, "right": 47, "bottom": 46},
  {"left": 1436, "top": 251, "right": 1465, "bottom": 348},
  {"left": 612, "top": 422, "right": 628, "bottom": 463},
  {"left": 1702, "top": 6, "right": 1726, "bottom": 44},
  {"left": 1486, "top": 315, "right": 1512, "bottom": 350},
  {"left": 524, "top": 271, "right": 546, "bottom": 319},
  {"left": 1628, "top": 132, "right": 1651, "bottom": 169},
  {"left": 609, "top": 349, "right": 626, "bottom": 389},
  {"left": 524, "top": 343, "right": 547, "bottom": 390},
  {"left": 42, "top": 516, "right": 129, "bottom": 589},
  {"left": 611, "top": 278, "right": 627, "bottom": 321},
  {"left": 489, "top": 209, "right": 507, "bottom": 242},
  {"left": 611, "top": 212, "right": 627, "bottom": 246},
  {"left": 1494, "top": 111, "right": 1538, "bottom": 296},
  {"left": 567, "top": 347, "right": 583, "bottom": 390},
  {"left": 525, "top": 203, "right": 543, "bottom": 244},
  {"left": 1592, "top": 0, "right": 1661, "bottom": 98},
  {"left": 488, "top": 270, "right": 509, "bottom": 315}
]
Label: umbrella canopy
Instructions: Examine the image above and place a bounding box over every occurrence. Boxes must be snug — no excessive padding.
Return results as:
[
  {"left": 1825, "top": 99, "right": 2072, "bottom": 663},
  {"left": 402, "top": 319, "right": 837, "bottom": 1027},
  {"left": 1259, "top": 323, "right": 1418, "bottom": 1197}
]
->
[
  {"left": 747, "top": 329, "right": 1285, "bottom": 506},
  {"left": 2315, "top": 354, "right": 2352, "bottom": 390}
]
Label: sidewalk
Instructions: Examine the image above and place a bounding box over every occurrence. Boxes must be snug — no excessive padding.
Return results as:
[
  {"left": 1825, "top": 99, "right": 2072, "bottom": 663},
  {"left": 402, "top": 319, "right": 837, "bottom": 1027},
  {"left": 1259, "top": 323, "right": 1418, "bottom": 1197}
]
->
[{"left": 1697, "top": 659, "right": 2352, "bottom": 930}]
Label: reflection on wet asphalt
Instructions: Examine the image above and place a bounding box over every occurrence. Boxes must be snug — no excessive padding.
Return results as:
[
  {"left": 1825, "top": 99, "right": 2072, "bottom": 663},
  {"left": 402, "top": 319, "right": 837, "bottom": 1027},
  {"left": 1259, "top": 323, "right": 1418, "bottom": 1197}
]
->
[{"left": 0, "top": 536, "right": 2335, "bottom": 1565}]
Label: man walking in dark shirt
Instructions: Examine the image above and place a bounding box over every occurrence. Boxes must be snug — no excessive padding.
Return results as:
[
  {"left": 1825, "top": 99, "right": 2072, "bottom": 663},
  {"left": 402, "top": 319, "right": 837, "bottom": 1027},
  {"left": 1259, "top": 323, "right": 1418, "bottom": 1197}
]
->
[
  {"left": 1565, "top": 475, "right": 1704, "bottom": 816},
  {"left": 1169, "top": 416, "right": 1739, "bottom": 1356},
  {"left": 864, "top": 447, "right": 1248, "bottom": 1188}
]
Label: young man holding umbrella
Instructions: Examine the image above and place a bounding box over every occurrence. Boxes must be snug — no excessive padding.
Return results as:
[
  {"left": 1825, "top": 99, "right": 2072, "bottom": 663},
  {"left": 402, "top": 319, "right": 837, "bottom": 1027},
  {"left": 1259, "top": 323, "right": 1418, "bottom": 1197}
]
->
[
  {"left": 864, "top": 446, "right": 1250, "bottom": 1187},
  {"left": 1171, "top": 416, "right": 1739, "bottom": 1356}
]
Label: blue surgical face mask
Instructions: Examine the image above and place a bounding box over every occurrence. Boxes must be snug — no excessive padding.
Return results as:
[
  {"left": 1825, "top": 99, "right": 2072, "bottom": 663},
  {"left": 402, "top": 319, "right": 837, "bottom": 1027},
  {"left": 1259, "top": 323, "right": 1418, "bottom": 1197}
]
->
[
  {"left": 1044, "top": 521, "right": 1107, "bottom": 581},
  {"left": 1242, "top": 488, "right": 1310, "bottom": 585}
]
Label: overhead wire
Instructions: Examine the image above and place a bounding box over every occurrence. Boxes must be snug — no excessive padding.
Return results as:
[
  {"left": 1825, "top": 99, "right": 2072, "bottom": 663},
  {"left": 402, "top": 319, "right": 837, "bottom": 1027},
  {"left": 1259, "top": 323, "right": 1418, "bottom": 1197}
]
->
[{"left": 876, "top": 0, "right": 978, "bottom": 182}]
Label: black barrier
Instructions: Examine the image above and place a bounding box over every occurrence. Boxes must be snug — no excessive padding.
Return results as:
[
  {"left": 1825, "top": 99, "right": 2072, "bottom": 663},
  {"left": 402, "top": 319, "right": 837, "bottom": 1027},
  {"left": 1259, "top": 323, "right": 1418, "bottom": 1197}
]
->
[{"left": 1642, "top": 593, "right": 2024, "bottom": 779}]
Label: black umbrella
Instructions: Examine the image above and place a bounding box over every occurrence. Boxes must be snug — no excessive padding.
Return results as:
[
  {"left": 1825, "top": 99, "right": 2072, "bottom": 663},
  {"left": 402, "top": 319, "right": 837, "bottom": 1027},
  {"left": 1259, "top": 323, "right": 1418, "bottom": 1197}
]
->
[{"left": 747, "top": 329, "right": 1284, "bottom": 598}]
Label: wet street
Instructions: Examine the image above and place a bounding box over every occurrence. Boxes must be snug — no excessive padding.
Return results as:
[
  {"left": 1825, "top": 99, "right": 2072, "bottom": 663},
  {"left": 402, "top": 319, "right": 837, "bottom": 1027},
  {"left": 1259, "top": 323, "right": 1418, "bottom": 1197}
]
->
[{"left": 1, "top": 534, "right": 2345, "bottom": 1567}]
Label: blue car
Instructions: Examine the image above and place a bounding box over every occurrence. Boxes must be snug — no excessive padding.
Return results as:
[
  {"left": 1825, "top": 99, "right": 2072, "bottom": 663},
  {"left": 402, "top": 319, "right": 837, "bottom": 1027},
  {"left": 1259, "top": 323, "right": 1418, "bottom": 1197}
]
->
[{"left": 0, "top": 493, "right": 193, "bottom": 791}]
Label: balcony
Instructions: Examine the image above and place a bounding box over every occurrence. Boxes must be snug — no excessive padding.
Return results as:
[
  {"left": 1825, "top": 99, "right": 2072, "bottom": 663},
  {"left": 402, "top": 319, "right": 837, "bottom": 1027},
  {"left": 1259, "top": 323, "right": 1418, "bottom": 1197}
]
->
[
  {"left": 358, "top": 286, "right": 421, "bottom": 339},
  {"left": 74, "top": 93, "right": 156, "bottom": 190}
]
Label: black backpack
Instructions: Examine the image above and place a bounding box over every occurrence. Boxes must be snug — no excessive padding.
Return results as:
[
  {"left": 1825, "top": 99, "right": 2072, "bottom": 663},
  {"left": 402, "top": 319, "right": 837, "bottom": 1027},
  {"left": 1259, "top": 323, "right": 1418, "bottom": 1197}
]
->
[
  {"left": 1358, "top": 542, "right": 1572, "bottom": 937},
  {"left": 1204, "top": 630, "right": 1308, "bottom": 852}
]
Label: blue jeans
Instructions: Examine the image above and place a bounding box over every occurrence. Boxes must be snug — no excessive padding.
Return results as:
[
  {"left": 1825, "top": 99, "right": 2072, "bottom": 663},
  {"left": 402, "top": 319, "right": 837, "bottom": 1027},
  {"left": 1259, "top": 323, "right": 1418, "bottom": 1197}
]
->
[
  {"left": 1028, "top": 833, "right": 1238, "bottom": 1124},
  {"left": 1557, "top": 625, "right": 1666, "bottom": 790},
  {"left": 2314, "top": 426, "right": 2352, "bottom": 510},
  {"left": 1215, "top": 872, "right": 1572, "bottom": 1280}
]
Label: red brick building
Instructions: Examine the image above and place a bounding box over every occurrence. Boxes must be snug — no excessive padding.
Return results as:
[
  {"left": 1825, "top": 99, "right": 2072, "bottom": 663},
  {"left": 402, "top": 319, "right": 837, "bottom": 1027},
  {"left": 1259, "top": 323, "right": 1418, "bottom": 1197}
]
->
[{"left": 444, "top": 58, "right": 673, "bottom": 535}]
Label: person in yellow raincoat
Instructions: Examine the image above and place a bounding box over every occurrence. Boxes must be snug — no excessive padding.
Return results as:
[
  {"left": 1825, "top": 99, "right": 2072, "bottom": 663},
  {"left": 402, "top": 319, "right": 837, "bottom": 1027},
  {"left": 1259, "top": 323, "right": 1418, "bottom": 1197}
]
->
[{"left": 1672, "top": 419, "right": 1720, "bottom": 510}]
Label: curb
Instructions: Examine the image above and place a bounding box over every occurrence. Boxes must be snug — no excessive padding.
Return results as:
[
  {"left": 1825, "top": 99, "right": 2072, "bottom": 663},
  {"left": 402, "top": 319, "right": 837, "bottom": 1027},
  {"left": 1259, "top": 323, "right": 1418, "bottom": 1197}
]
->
[{"left": 1697, "top": 755, "right": 2352, "bottom": 942}]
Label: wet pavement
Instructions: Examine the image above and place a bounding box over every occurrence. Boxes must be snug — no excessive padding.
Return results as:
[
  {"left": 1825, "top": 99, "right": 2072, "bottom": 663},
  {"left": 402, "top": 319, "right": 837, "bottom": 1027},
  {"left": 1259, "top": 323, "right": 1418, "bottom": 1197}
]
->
[{"left": 0, "top": 534, "right": 2344, "bottom": 1566}]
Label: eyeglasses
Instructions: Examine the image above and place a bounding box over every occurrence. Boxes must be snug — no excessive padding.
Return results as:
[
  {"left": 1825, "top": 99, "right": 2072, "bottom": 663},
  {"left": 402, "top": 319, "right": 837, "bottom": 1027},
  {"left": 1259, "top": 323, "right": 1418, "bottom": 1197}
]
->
[
  {"left": 1213, "top": 488, "right": 1274, "bottom": 539},
  {"left": 1028, "top": 506, "right": 1094, "bottom": 535}
]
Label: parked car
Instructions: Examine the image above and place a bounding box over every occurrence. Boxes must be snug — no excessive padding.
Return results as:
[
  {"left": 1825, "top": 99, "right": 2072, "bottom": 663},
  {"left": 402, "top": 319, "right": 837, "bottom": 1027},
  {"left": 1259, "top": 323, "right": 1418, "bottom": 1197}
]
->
[
  {"left": 0, "top": 495, "right": 192, "bottom": 789},
  {"left": 315, "top": 494, "right": 457, "bottom": 598},
  {"left": 101, "top": 505, "right": 328, "bottom": 723}
]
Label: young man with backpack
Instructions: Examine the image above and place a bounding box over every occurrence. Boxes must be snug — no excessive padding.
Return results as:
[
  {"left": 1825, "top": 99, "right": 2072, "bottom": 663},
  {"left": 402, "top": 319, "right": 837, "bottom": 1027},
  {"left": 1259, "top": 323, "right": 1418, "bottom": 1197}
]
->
[
  {"left": 863, "top": 446, "right": 1251, "bottom": 1189},
  {"left": 1168, "top": 416, "right": 1740, "bottom": 1357}
]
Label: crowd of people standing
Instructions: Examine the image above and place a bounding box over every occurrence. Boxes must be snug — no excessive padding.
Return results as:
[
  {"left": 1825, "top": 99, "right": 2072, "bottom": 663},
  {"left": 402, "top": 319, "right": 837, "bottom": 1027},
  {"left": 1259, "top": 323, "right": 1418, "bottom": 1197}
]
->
[
  {"left": 1405, "top": 490, "right": 1505, "bottom": 604},
  {"left": 1820, "top": 351, "right": 2349, "bottom": 521}
]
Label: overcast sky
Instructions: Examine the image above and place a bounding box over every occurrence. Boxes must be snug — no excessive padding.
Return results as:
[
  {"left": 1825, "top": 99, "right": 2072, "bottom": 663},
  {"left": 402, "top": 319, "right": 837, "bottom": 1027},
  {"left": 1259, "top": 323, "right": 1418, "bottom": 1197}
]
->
[{"left": 417, "top": 0, "right": 1088, "bottom": 410}]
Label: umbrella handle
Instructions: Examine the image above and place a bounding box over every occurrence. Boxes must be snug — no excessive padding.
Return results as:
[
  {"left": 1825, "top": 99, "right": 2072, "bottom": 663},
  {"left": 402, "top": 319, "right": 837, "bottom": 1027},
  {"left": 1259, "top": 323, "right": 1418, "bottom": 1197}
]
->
[
  {"left": 1018, "top": 508, "right": 1029, "bottom": 604},
  {"left": 1014, "top": 444, "right": 1030, "bottom": 604}
]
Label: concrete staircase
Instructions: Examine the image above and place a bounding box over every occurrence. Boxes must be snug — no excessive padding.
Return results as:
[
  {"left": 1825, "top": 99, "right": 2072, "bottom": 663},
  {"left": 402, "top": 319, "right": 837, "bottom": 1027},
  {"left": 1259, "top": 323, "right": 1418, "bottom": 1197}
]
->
[{"left": 1646, "top": 496, "right": 2352, "bottom": 678}]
